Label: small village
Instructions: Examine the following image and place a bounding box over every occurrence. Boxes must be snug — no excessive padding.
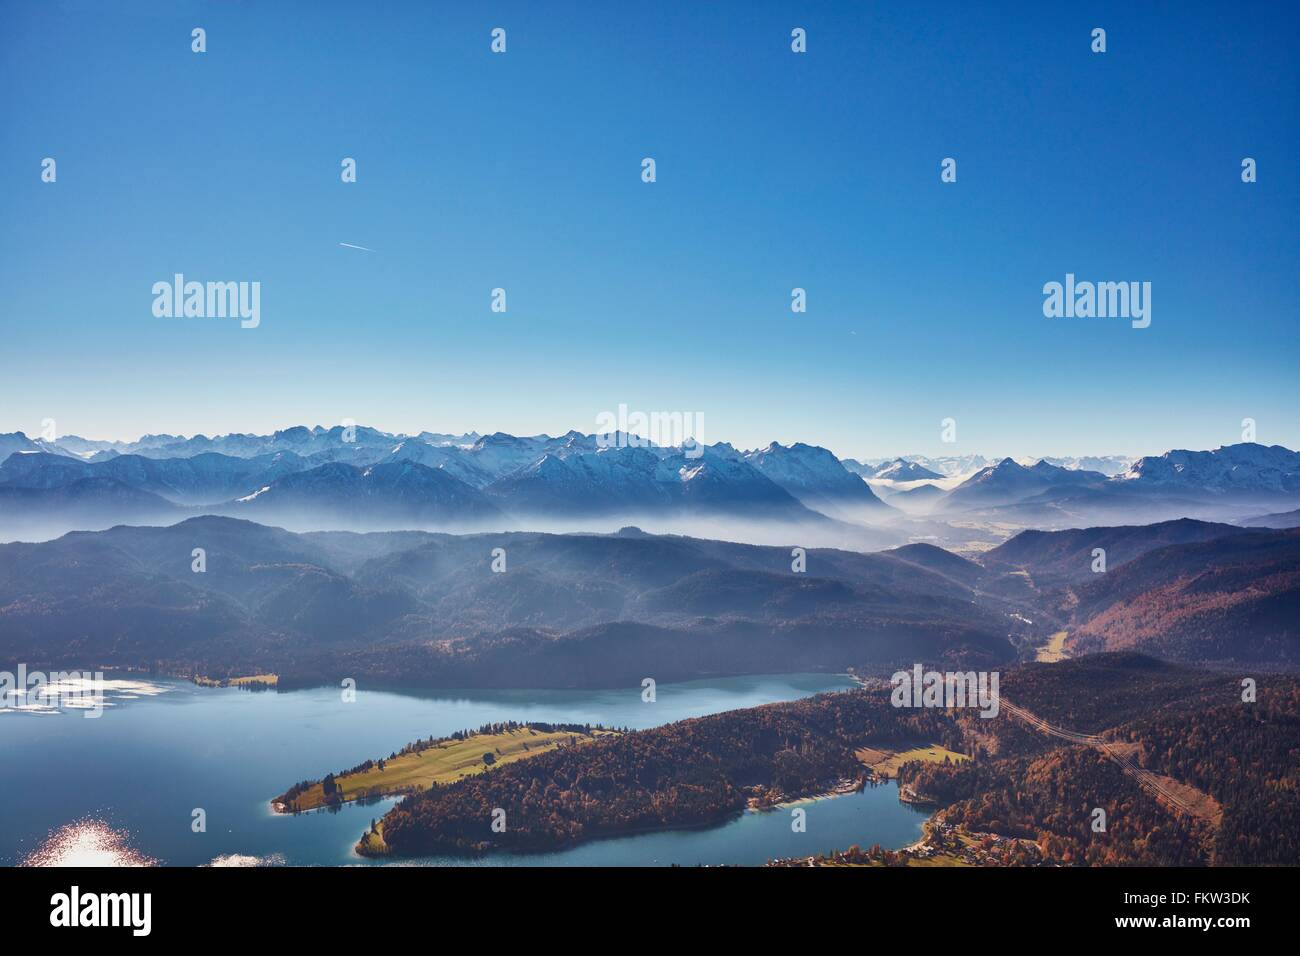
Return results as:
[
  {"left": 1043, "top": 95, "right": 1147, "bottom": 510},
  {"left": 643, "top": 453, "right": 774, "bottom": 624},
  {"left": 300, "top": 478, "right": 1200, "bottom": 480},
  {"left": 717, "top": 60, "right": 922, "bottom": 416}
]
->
[{"left": 769, "top": 820, "right": 1047, "bottom": 867}]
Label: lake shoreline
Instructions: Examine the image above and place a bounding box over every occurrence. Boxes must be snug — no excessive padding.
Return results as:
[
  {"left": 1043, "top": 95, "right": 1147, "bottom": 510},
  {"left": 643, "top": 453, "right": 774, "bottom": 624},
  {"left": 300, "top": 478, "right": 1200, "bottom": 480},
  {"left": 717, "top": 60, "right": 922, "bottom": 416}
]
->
[
  {"left": 353, "top": 777, "right": 926, "bottom": 863},
  {"left": 3, "top": 671, "right": 871, "bottom": 867}
]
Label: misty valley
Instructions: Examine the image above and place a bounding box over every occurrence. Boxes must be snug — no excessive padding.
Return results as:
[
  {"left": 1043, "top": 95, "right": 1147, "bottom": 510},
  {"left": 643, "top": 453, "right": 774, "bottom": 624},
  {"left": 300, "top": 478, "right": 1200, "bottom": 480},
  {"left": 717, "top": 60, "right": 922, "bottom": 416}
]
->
[{"left": 1, "top": 425, "right": 1297, "bottom": 869}]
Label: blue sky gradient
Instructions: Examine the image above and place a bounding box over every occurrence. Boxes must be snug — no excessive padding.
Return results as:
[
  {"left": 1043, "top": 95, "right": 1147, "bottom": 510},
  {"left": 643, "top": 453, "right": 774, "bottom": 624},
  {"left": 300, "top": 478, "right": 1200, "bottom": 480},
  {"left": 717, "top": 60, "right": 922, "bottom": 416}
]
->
[{"left": 1, "top": 0, "right": 1296, "bottom": 459}]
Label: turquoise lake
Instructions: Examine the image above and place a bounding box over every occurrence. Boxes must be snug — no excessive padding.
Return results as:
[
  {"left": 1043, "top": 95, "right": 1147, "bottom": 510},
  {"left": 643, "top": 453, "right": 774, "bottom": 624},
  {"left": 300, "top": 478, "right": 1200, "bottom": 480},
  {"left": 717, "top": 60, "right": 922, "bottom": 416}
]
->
[{"left": 1, "top": 672, "right": 928, "bottom": 866}]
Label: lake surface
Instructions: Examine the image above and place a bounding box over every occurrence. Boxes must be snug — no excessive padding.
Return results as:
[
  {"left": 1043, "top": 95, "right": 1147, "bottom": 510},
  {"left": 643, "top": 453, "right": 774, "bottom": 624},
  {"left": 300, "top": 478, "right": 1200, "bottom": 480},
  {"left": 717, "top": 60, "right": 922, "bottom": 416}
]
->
[{"left": 1, "top": 672, "right": 927, "bottom": 866}]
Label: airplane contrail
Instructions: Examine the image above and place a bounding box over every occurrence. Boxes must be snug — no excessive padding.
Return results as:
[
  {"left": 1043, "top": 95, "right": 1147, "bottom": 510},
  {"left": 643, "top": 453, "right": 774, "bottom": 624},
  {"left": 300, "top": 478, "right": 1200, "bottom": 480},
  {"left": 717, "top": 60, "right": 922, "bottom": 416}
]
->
[{"left": 338, "top": 242, "right": 374, "bottom": 252}]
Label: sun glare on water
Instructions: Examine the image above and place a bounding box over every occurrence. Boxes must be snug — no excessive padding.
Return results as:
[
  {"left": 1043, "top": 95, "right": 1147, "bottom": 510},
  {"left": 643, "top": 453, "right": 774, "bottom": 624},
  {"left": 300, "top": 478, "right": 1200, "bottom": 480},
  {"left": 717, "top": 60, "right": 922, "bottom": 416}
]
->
[{"left": 21, "top": 820, "right": 158, "bottom": 867}]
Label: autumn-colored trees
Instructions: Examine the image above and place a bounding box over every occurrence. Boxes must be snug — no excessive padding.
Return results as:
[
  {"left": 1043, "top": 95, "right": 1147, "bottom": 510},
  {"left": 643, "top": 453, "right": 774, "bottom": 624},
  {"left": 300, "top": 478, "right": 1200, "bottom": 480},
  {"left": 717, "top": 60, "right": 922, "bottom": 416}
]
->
[
  {"left": 369, "top": 656, "right": 1300, "bottom": 865},
  {"left": 376, "top": 690, "right": 951, "bottom": 856}
]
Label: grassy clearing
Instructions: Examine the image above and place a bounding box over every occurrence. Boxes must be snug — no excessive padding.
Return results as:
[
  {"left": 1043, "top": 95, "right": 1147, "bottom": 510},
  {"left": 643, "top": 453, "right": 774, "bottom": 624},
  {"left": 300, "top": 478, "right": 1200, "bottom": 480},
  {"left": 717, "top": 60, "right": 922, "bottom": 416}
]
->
[
  {"left": 275, "top": 726, "right": 617, "bottom": 812},
  {"left": 855, "top": 743, "right": 970, "bottom": 779},
  {"left": 1034, "top": 630, "right": 1071, "bottom": 663},
  {"left": 193, "top": 673, "right": 278, "bottom": 688}
]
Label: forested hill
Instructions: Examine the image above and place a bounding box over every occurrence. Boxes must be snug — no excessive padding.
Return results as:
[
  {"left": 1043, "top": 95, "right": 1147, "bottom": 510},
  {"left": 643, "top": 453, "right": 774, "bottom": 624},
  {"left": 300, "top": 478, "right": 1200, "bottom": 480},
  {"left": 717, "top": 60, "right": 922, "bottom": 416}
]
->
[
  {"left": 0, "top": 516, "right": 1012, "bottom": 688},
  {"left": 367, "top": 687, "right": 957, "bottom": 857},
  {"left": 358, "top": 654, "right": 1300, "bottom": 865}
]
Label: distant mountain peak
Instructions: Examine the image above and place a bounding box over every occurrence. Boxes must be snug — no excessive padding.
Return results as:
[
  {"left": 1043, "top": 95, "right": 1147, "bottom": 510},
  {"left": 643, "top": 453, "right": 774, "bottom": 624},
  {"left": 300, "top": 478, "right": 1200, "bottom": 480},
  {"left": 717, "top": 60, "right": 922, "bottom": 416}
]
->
[
  {"left": 872, "top": 458, "right": 944, "bottom": 481},
  {"left": 1123, "top": 442, "right": 1300, "bottom": 493}
]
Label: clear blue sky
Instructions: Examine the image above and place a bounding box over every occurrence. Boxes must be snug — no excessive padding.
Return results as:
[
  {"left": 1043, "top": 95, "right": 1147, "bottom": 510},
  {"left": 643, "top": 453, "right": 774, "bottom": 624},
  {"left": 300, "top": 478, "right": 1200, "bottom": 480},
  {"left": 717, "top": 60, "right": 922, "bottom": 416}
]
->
[{"left": 1, "top": 0, "right": 1296, "bottom": 460}]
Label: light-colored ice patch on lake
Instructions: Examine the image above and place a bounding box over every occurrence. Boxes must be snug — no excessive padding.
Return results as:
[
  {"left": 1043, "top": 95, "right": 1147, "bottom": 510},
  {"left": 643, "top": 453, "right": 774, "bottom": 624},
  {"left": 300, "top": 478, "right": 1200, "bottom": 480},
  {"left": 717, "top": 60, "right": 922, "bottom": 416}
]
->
[{"left": 2, "top": 676, "right": 171, "bottom": 716}]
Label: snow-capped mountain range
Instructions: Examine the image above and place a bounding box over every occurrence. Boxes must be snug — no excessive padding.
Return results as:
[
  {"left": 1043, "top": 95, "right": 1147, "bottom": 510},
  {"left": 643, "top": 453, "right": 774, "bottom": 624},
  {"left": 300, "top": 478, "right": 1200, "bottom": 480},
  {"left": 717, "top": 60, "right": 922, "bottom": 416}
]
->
[
  {"left": 0, "top": 431, "right": 75, "bottom": 462},
  {"left": 1, "top": 426, "right": 1298, "bottom": 541},
  {"left": 0, "top": 429, "right": 878, "bottom": 538},
  {"left": 1120, "top": 444, "right": 1300, "bottom": 493},
  {"left": 868, "top": 458, "right": 946, "bottom": 482},
  {"left": 847, "top": 453, "right": 1133, "bottom": 479}
]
